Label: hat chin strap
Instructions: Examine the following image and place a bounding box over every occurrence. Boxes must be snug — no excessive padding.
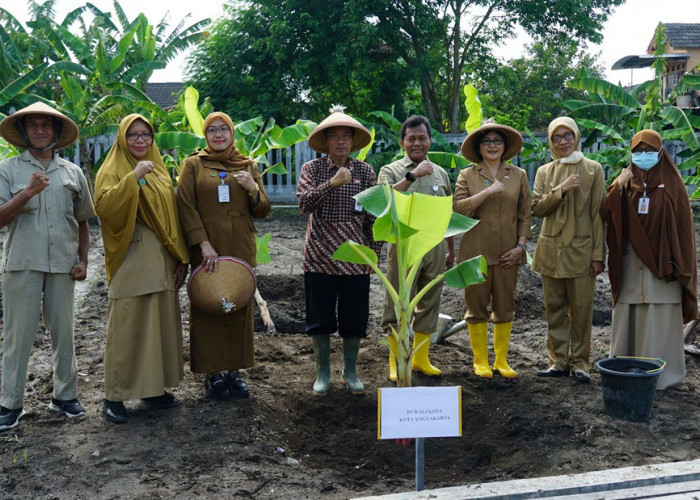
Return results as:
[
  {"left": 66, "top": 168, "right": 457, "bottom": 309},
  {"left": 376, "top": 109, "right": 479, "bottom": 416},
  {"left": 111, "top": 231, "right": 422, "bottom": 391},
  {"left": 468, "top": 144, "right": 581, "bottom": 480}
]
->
[{"left": 28, "top": 140, "right": 58, "bottom": 152}]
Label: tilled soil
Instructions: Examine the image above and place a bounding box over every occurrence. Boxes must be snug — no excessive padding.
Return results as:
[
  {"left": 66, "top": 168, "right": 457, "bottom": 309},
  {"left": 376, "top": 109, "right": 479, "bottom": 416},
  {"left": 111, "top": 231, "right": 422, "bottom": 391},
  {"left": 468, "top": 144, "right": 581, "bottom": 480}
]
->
[{"left": 0, "top": 209, "right": 699, "bottom": 499}]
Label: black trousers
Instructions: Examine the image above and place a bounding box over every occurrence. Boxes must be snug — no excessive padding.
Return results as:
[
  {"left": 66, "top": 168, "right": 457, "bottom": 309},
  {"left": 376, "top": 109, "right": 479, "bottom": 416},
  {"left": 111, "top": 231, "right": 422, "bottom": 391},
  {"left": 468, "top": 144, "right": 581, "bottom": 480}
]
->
[{"left": 304, "top": 272, "right": 370, "bottom": 338}]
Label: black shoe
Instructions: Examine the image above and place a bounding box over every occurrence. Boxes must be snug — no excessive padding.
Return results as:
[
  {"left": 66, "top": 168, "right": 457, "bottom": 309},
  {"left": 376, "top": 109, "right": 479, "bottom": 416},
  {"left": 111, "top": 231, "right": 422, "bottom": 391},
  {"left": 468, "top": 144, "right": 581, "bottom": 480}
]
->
[
  {"left": 572, "top": 369, "right": 591, "bottom": 383},
  {"left": 225, "top": 371, "right": 250, "bottom": 398},
  {"left": 142, "top": 392, "right": 180, "bottom": 409},
  {"left": 0, "top": 407, "right": 25, "bottom": 431},
  {"left": 537, "top": 367, "right": 569, "bottom": 378},
  {"left": 206, "top": 373, "right": 231, "bottom": 400},
  {"left": 103, "top": 400, "right": 127, "bottom": 424},
  {"left": 48, "top": 398, "right": 86, "bottom": 418}
]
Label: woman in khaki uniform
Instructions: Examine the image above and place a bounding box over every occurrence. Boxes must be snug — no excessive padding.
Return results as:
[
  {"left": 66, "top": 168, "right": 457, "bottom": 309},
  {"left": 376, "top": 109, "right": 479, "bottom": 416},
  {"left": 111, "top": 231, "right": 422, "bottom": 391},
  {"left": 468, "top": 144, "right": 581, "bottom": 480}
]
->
[
  {"left": 177, "top": 112, "right": 270, "bottom": 400},
  {"left": 453, "top": 123, "right": 531, "bottom": 378},
  {"left": 95, "top": 114, "right": 189, "bottom": 423},
  {"left": 531, "top": 117, "right": 605, "bottom": 383}
]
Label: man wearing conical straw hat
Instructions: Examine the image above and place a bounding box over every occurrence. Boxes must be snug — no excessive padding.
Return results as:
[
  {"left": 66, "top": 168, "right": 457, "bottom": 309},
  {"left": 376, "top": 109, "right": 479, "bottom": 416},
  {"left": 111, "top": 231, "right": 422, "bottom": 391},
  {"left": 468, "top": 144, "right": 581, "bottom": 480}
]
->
[
  {"left": 297, "top": 105, "right": 381, "bottom": 396},
  {"left": 0, "top": 102, "right": 96, "bottom": 431},
  {"left": 378, "top": 115, "right": 454, "bottom": 381}
]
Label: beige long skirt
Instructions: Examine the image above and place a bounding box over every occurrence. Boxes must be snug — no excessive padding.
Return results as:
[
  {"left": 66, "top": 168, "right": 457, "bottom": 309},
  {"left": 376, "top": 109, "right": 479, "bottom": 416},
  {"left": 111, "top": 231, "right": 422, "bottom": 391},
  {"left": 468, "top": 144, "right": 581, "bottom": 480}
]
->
[
  {"left": 104, "top": 291, "right": 184, "bottom": 401},
  {"left": 610, "top": 302, "right": 685, "bottom": 390}
]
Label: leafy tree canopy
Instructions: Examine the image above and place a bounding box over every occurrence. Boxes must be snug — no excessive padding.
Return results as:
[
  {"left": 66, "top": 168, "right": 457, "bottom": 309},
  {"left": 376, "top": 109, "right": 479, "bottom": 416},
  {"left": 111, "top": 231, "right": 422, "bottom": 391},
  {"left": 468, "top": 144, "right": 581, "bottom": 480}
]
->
[{"left": 187, "top": 0, "right": 624, "bottom": 130}]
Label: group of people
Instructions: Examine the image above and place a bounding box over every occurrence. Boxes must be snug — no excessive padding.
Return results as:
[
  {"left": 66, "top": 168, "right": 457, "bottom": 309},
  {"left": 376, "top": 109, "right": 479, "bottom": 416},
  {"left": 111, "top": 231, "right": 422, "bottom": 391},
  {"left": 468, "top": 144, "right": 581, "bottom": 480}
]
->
[
  {"left": 0, "top": 101, "right": 696, "bottom": 432},
  {"left": 300, "top": 108, "right": 697, "bottom": 395},
  {"left": 0, "top": 103, "right": 268, "bottom": 430}
]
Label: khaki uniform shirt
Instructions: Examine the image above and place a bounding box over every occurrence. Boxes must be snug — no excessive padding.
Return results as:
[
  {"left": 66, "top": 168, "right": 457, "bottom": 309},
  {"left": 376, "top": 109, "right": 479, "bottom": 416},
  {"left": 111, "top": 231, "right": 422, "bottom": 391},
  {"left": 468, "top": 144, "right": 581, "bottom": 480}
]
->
[
  {"left": 453, "top": 161, "right": 531, "bottom": 265},
  {"left": 378, "top": 155, "right": 451, "bottom": 197},
  {"left": 531, "top": 157, "right": 605, "bottom": 278},
  {"left": 0, "top": 150, "right": 95, "bottom": 273}
]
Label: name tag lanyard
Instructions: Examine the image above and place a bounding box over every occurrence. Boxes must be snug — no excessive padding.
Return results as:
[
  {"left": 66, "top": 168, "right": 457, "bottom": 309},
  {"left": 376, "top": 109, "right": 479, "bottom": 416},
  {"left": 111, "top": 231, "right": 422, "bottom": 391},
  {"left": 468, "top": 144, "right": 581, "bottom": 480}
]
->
[
  {"left": 638, "top": 182, "right": 649, "bottom": 214},
  {"left": 218, "top": 171, "right": 230, "bottom": 203}
]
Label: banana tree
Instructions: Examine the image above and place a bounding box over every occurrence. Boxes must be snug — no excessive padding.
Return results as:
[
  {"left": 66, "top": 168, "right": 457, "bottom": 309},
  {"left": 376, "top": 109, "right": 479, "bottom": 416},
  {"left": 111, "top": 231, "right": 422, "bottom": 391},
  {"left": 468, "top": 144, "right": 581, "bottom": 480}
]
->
[
  {"left": 333, "top": 183, "right": 486, "bottom": 388},
  {"left": 563, "top": 24, "right": 700, "bottom": 181}
]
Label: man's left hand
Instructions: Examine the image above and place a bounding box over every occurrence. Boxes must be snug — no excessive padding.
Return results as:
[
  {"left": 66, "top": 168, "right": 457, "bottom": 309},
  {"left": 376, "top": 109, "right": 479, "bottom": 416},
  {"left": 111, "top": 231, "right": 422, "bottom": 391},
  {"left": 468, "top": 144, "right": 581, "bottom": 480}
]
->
[
  {"left": 70, "top": 261, "right": 87, "bottom": 281},
  {"left": 445, "top": 250, "right": 455, "bottom": 270},
  {"left": 590, "top": 260, "right": 605, "bottom": 277},
  {"left": 174, "top": 262, "right": 189, "bottom": 290}
]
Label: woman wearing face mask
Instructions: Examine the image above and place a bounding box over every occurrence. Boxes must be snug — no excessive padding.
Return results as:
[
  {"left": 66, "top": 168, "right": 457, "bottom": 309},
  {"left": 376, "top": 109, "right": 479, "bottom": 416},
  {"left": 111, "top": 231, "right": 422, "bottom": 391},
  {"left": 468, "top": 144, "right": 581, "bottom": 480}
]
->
[{"left": 600, "top": 129, "right": 698, "bottom": 390}]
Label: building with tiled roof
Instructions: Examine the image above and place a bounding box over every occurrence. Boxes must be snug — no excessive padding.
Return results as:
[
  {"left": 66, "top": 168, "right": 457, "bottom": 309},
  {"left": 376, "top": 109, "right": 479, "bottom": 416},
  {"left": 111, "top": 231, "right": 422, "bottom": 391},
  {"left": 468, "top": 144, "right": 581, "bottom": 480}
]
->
[
  {"left": 646, "top": 23, "right": 700, "bottom": 106},
  {"left": 145, "top": 82, "right": 183, "bottom": 110}
]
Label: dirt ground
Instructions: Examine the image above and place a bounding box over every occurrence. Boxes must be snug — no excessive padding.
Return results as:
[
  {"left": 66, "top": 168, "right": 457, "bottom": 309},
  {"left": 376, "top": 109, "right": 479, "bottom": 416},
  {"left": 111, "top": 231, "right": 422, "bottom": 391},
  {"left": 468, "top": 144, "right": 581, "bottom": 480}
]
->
[{"left": 1, "top": 208, "right": 699, "bottom": 499}]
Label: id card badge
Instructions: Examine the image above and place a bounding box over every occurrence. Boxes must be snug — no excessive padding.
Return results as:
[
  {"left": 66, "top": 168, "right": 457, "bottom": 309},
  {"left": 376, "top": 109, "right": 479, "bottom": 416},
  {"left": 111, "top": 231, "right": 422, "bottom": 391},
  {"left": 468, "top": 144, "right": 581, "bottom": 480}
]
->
[
  {"left": 218, "top": 171, "right": 230, "bottom": 203},
  {"left": 638, "top": 196, "right": 649, "bottom": 214},
  {"left": 354, "top": 199, "right": 363, "bottom": 213}
]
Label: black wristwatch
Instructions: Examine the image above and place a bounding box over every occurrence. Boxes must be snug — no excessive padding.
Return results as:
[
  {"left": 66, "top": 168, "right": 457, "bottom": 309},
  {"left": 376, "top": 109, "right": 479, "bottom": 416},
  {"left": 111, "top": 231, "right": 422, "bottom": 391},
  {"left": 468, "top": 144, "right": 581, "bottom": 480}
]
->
[{"left": 405, "top": 171, "right": 416, "bottom": 182}]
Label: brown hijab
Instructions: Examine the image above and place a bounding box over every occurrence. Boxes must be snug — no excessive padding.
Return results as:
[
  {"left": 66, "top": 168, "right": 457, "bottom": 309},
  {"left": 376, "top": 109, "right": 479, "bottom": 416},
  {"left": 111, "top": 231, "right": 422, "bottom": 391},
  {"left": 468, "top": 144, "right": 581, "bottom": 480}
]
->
[
  {"left": 600, "top": 129, "right": 698, "bottom": 322},
  {"left": 198, "top": 112, "right": 256, "bottom": 169}
]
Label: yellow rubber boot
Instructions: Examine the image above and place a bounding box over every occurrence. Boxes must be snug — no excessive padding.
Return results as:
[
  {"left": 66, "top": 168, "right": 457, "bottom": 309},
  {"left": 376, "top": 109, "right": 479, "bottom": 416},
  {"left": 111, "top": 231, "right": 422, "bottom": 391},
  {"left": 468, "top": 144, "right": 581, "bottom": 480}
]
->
[
  {"left": 411, "top": 332, "right": 442, "bottom": 376},
  {"left": 493, "top": 322, "right": 517, "bottom": 378},
  {"left": 467, "top": 322, "right": 493, "bottom": 378},
  {"left": 388, "top": 335, "right": 397, "bottom": 382}
]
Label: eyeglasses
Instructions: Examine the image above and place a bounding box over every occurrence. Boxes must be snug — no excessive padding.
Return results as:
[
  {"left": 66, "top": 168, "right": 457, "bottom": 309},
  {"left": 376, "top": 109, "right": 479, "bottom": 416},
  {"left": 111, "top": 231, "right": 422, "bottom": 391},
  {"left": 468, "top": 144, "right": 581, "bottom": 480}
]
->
[
  {"left": 126, "top": 133, "right": 153, "bottom": 142},
  {"left": 206, "top": 126, "right": 231, "bottom": 135},
  {"left": 480, "top": 138, "right": 504, "bottom": 146},
  {"left": 551, "top": 131, "right": 574, "bottom": 144}
]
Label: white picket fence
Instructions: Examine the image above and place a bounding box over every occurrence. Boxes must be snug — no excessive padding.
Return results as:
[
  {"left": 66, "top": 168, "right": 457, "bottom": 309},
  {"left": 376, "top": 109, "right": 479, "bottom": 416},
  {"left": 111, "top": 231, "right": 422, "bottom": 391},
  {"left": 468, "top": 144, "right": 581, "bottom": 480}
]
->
[{"left": 71, "top": 133, "right": 696, "bottom": 203}]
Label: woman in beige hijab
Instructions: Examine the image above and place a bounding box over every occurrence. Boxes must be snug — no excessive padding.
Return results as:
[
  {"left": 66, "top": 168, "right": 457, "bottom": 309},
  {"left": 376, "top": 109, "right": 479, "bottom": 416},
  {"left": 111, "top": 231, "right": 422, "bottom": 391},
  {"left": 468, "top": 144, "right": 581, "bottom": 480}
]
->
[
  {"left": 531, "top": 117, "right": 605, "bottom": 383},
  {"left": 95, "top": 114, "right": 189, "bottom": 423}
]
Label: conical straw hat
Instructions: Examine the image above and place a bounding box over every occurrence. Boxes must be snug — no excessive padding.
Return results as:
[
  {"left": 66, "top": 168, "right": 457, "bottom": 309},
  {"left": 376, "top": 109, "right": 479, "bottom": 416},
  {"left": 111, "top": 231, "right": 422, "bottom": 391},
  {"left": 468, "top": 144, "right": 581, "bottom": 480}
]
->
[
  {"left": 187, "top": 257, "right": 257, "bottom": 315},
  {"left": 307, "top": 104, "right": 371, "bottom": 154},
  {"left": 460, "top": 122, "right": 523, "bottom": 164},
  {"left": 0, "top": 102, "right": 79, "bottom": 150}
]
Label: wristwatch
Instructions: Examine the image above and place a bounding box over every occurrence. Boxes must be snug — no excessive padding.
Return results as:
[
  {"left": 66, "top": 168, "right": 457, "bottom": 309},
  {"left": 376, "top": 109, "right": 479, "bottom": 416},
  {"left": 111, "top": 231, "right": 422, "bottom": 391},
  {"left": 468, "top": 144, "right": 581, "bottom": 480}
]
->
[
  {"left": 405, "top": 171, "right": 416, "bottom": 182},
  {"left": 516, "top": 243, "right": 527, "bottom": 250}
]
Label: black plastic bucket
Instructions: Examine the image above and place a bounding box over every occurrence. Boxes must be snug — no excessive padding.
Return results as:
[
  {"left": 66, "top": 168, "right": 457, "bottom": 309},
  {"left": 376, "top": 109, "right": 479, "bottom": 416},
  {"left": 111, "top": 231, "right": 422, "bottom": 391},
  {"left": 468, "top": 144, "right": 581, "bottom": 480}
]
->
[{"left": 596, "top": 357, "right": 666, "bottom": 422}]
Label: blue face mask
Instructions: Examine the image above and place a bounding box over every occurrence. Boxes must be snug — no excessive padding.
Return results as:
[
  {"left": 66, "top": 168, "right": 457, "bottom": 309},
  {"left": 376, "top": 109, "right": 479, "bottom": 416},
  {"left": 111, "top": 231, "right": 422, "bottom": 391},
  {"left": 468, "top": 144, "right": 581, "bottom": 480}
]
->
[{"left": 631, "top": 151, "right": 660, "bottom": 171}]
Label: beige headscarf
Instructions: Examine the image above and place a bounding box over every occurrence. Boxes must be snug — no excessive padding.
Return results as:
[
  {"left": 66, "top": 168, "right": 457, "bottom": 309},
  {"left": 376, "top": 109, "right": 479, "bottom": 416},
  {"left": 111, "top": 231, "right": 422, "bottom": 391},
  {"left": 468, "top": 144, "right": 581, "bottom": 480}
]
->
[
  {"left": 545, "top": 117, "right": 591, "bottom": 246},
  {"left": 95, "top": 114, "right": 188, "bottom": 283}
]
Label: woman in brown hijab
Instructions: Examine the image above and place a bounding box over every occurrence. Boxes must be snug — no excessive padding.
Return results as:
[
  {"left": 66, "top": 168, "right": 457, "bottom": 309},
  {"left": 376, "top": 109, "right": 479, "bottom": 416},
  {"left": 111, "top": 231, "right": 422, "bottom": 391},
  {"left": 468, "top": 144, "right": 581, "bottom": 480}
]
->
[
  {"left": 600, "top": 129, "right": 698, "bottom": 390},
  {"left": 177, "top": 112, "right": 270, "bottom": 400},
  {"left": 95, "top": 114, "right": 189, "bottom": 423}
]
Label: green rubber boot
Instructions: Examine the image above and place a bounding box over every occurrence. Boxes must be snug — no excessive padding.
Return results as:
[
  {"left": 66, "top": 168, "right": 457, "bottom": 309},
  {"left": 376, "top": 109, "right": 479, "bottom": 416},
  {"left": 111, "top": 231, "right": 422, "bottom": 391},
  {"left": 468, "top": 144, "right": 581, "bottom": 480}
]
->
[
  {"left": 341, "top": 337, "right": 365, "bottom": 394},
  {"left": 312, "top": 335, "right": 331, "bottom": 396}
]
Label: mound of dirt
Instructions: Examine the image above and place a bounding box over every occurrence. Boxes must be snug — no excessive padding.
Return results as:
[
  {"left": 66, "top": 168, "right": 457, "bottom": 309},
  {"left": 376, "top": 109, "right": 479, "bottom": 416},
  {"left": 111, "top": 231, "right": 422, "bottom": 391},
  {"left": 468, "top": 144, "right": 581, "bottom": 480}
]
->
[{"left": 0, "top": 210, "right": 699, "bottom": 499}]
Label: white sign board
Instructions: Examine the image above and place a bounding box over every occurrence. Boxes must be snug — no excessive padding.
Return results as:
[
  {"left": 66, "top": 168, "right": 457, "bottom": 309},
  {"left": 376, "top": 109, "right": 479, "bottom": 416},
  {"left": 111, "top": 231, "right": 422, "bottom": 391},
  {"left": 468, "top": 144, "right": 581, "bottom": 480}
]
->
[{"left": 378, "top": 386, "right": 462, "bottom": 439}]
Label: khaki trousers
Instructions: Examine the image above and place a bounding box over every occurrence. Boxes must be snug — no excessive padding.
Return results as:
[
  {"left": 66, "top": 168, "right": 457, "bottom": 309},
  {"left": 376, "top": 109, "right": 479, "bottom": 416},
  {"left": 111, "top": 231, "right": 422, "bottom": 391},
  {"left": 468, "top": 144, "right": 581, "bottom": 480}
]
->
[
  {"left": 541, "top": 274, "right": 594, "bottom": 372},
  {"left": 382, "top": 241, "right": 446, "bottom": 334},
  {"left": 1, "top": 271, "right": 77, "bottom": 409},
  {"left": 464, "top": 264, "right": 518, "bottom": 323}
]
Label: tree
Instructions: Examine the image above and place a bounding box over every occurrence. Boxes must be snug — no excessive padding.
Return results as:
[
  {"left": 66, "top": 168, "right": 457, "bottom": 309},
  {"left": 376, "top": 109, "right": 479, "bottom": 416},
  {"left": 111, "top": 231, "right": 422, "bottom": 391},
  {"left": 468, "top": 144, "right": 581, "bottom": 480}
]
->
[
  {"left": 563, "top": 24, "right": 700, "bottom": 184},
  {"left": 368, "top": 0, "right": 625, "bottom": 132},
  {"left": 185, "top": 0, "right": 416, "bottom": 124},
  {"left": 476, "top": 41, "right": 604, "bottom": 131}
]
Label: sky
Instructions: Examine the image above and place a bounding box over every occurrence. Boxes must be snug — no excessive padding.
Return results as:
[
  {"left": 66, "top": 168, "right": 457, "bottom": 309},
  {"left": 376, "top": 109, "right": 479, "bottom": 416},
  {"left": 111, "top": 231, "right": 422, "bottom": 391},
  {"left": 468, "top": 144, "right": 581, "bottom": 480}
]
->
[{"left": 9, "top": 0, "right": 700, "bottom": 85}]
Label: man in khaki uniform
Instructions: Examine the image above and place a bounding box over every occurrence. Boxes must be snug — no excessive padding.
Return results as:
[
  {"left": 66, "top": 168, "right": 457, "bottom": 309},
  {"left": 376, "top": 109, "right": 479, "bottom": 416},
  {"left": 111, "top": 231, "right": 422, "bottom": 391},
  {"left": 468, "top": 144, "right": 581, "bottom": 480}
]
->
[
  {"left": 531, "top": 117, "right": 605, "bottom": 383},
  {"left": 378, "top": 115, "right": 454, "bottom": 381},
  {"left": 0, "top": 103, "right": 95, "bottom": 430}
]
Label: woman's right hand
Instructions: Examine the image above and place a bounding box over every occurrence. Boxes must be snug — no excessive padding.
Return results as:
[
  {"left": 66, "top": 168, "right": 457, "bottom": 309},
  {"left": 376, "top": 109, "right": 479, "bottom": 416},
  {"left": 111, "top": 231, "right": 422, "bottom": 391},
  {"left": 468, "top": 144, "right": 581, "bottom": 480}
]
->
[
  {"left": 133, "top": 160, "right": 154, "bottom": 180},
  {"left": 616, "top": 167, "right": 633, "bottom": 188},
  {"left": 200, "top": 240, "right": 219, "bottom": 274},
  {"left": 488, "top": 179, "right": 505, "bottom": 195}
]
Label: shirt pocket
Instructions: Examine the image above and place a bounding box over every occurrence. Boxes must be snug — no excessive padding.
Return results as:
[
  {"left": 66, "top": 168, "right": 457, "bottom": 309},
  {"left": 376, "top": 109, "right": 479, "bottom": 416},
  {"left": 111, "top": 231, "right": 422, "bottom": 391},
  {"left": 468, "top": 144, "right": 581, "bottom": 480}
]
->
[
  {"left": 59, "top": 179, "right": 81, "bottom": 215},
  {"left": 10, "top": 183, "right": 39, "bottom": 213}
]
